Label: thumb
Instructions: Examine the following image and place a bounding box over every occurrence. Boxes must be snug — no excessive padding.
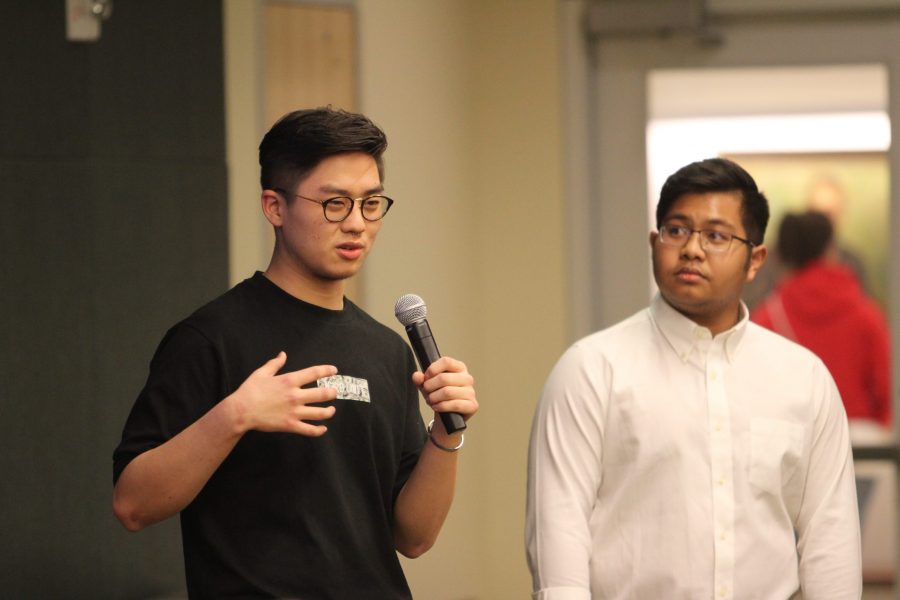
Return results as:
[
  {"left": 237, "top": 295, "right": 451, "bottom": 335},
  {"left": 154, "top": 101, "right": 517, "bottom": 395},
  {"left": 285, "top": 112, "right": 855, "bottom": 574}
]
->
[
  {"left": 257, "top": 351, "right": 287, "bottom": 376},
  {"left": 411, "top": 371, "right": 425, "bottom": 388}
]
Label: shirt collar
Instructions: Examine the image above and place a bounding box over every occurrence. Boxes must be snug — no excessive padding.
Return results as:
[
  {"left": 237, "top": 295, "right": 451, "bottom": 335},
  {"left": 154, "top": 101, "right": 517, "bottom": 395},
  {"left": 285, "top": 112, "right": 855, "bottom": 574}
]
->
[{"left": 649, "top": 293, "right": 748, "bottom": 364}]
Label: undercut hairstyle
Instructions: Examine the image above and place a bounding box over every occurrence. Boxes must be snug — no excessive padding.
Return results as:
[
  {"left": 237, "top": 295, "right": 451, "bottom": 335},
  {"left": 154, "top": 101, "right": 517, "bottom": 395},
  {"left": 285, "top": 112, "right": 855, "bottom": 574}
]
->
[
  {"left": 777, "top": 211, "right": 834, "bottom": 269},
  {"left": 656, "top": 158, "right": 770, "bottom": 245},
  {"left": 259, "top": 107, "right": 388, "bottom": 197}
]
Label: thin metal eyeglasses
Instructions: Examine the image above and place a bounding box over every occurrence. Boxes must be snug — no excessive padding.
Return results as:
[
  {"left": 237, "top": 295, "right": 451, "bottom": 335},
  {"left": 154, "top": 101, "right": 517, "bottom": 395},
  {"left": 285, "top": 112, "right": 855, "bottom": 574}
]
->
[
  {"left": 658, "top": 224, "right": 755, "bottom": 253},
  {"left": 274, "top": 188, "right": 394, "bottom": 223}
]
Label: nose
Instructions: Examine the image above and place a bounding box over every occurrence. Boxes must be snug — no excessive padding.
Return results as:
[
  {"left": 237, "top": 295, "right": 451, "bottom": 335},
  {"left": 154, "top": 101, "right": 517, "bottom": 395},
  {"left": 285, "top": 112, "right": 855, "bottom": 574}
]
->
[
  {"left": 680, "top": 230, "right": 705, "bottom": 258},
  {"left": 340, "top": 199, "right": 367, "bottom": 232}
]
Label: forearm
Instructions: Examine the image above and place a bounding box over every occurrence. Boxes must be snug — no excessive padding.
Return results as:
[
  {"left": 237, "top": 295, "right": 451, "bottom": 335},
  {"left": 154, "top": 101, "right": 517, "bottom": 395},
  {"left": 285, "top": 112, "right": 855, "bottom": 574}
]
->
[
  {"left": 112, "top": 396, "right": 244, "bottom": 531},
  {"left": 797, "top": 453, "right": 861, "bottom": 598},
  {"left": 797, "top": 373, "right": 862, "bottom": 597},
  {"left": 392, "top": 418, "right": 462, "bottom": 558},
  {"left": 526, "top": 433, "right": 595, "bottom": 598},
  {"left": 527, "top": 346, "right": 604, "bottom": 597}
]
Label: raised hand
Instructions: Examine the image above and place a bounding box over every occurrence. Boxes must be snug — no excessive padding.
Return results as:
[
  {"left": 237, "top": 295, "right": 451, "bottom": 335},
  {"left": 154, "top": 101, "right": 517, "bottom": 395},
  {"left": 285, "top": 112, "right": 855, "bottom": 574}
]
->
[{"left": 228, "top": 351, "right": 339, "bottom": 436}]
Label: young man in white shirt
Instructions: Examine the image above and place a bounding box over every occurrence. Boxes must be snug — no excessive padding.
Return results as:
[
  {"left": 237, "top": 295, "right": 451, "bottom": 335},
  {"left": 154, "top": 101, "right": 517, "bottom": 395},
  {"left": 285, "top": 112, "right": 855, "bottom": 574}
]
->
[{"left": 526, "top": 157, "right": 860, "bottom": 599}]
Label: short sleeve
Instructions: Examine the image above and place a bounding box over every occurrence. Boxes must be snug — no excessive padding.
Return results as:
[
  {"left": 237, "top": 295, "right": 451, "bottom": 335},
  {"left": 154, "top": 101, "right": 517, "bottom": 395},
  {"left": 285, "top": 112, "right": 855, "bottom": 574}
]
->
[{"left": 112, "top": 323, "right": 223, "bottom": 484}]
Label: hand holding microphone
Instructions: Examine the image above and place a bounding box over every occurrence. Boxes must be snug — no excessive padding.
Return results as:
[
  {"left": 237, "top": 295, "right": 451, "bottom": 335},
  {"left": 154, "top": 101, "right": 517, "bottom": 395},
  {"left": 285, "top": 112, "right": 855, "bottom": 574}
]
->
[{"left": 394, "top": 294, "right": 468, "bottom": 434}]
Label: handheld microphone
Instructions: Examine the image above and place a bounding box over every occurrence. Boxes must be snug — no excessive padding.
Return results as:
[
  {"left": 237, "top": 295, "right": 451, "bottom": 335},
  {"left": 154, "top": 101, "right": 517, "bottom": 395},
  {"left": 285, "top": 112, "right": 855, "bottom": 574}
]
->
[{"left": 394, "top": 294, "right": 467, "bottom": 434}]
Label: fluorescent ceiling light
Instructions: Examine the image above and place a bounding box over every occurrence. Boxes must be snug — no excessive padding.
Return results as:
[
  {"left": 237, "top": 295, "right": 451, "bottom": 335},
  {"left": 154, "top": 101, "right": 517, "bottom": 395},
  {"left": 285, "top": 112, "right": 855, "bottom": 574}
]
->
[{"left": 646, "top": 111, "right": 891, "bottom": 210}]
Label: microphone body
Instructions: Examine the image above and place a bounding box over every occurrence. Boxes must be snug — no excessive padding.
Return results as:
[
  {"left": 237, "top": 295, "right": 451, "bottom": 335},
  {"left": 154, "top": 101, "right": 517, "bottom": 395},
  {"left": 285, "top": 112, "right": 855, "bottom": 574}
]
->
[{"left": 395, "top": 295, "right": 467, "bottom": 434}]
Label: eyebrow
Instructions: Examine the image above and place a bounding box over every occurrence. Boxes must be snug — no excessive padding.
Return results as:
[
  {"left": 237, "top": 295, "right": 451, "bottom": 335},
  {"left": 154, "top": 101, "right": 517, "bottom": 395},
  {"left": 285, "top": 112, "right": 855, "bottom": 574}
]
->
[
  {"left": 318, "top": 184, "right": 385, "bottom": 197},
  {"left": 665, "top": 214, "right": 737, "bottom": 230}
]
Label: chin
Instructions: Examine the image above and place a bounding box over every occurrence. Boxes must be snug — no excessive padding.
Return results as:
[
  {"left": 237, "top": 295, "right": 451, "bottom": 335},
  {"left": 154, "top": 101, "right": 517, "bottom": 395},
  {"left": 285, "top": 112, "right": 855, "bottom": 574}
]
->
[
  {"left": 661, "top": 289, "right": 706, "bottom": 312},
  {"left": 318, "top": 267, "right": 361, "bottom": 281}
]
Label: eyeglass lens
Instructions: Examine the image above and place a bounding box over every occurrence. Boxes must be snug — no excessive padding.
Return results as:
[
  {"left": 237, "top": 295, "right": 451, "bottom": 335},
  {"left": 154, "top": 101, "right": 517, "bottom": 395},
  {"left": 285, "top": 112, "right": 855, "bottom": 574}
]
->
[
  {"left": 323, "top": 196, "right": 391, "bottom": 222},
  {"left": 660, "top": 226, "right": 733, "bottom": 252}
]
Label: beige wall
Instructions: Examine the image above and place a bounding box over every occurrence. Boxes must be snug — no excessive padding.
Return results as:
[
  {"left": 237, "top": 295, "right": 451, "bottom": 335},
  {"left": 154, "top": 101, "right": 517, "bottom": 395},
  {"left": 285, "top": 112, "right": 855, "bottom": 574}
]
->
[
  {"left": 357, "top": 3, "right": 485, "bottom": 596},
  {"left": 224, "top": 0, "right": 269, "bottom": 283},
  {"left": 359, "top": 2, "right": 567, "bottom": 597},
  {"left": 226, "top": 0, "right": 568, "bottom": 598}
]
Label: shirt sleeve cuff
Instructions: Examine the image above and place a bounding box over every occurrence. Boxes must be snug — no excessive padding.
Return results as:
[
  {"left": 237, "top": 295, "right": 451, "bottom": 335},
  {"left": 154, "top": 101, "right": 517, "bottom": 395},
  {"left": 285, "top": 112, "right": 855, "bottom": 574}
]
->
[{"left": 532, "top": 587, "right": 591, "bottom": 600}]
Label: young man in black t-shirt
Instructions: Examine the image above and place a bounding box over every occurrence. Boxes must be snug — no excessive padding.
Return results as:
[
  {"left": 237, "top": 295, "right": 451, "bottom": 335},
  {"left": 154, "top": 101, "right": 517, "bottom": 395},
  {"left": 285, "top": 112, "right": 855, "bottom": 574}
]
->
[{"left": 113, "top": 108, "right": 479, "bottom": 599}]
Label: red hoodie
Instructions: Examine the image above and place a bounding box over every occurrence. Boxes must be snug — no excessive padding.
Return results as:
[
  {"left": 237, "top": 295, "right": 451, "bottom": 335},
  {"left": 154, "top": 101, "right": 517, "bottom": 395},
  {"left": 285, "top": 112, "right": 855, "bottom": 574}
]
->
[{"left": 751, "top": 260, "right": 891, "bottom": 426}]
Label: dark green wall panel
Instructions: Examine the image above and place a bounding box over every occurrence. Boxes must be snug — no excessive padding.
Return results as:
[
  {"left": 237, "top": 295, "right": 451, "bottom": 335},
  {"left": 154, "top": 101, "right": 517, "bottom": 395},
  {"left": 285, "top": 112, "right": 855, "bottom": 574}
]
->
[{"left": 0, "top": 1, "right": 227, "bottom": 597}]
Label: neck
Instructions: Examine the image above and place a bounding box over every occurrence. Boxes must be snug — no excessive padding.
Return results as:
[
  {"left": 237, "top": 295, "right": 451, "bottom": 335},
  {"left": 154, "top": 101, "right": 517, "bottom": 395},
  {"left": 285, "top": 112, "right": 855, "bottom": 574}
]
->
[
  {"left": 263, "top": 262, "right": 345, "bottom": 310},
  {"left": 662, "top": 295, "right": 743, "bottom": 336},
  {"left": 697, "top": 304, "right": 743, "bottom": 336}
]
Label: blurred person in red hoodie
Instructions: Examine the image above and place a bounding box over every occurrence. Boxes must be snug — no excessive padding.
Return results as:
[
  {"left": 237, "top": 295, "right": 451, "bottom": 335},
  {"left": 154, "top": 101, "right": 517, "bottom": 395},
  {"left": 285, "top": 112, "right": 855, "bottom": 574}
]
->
[{"left": 752, "top": 210, "right": 891, "bottom": 430}]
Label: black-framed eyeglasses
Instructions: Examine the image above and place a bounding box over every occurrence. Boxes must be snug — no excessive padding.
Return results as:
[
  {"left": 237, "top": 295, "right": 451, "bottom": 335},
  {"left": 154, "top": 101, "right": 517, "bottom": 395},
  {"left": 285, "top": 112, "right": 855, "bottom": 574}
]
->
[
  {"left": 658, "top": 224, "right": 755, "bottom": 253},
  {"left": 274, "top": 188, "right": 394, "bottom": 223}
]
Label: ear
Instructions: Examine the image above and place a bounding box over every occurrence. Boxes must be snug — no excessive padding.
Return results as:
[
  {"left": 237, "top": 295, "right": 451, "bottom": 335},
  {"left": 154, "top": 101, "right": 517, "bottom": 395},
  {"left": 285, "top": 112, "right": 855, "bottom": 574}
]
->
[
  {"left": 261, "top": 189, "right": 284, "bottom": 227},
  {"left": 649, "top": 230, "right": 658, "bottom": 249},
  {"left": 745, "top": 244, "right": 768, "bottom": 282}
]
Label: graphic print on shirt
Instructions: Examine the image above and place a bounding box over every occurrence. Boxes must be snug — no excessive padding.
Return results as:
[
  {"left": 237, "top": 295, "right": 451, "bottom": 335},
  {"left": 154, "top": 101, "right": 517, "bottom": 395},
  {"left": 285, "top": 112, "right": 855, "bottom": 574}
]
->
[{"left": 317, "top": 374, "right": 371, "bottom": 403}]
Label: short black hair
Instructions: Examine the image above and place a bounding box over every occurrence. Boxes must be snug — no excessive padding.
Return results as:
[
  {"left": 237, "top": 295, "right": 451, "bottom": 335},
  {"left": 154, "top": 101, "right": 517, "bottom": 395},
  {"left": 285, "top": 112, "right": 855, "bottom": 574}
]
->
[
  {"left": 777, "top": 211, "right": 833, "bottom": 269},
  {"left": 259, "top": 107, "right": 388, "bottom": 195},
  {"left": 656, "top": 158, "right": 770, "bottom": 245}
]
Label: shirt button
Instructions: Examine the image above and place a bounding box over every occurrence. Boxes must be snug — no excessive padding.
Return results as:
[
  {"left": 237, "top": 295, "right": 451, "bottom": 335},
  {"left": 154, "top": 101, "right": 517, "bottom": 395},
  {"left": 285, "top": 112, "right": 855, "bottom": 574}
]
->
[
  {"left": 715, "top": 423, "right": 722, "bottom": 432},
  {"left": 718, "top": 478, "right": 725, "bottom": 486},
  {"left": 719, "top": 587, "right": 727, "bottom": 597},
  {"left": 710, "top": 371, "right": 718, "bottom": 380}
]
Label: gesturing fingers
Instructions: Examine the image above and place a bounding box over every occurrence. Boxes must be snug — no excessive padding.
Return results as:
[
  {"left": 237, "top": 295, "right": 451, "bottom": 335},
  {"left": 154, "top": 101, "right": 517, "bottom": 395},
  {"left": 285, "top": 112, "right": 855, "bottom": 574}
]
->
[
  {"left": 233, "top": 355, "right": 341, "bottom": 435},
  {"left": 280, "top": 363, "right": 340, "bottom": 389},
  {"left": 263, "top": 385, "right": 337, "bottom": 436},
  {"left": 288, "top": 404, "right": 337, "bottom": 437},
  {"left": 300, "top": 384, "right": 339, "bottom": 405},
  {"left": 256, "top": 350, "right": 288, "bottom": 376},
  {"left": 284, "top": 367, "right": 340, "bottom": 436}
]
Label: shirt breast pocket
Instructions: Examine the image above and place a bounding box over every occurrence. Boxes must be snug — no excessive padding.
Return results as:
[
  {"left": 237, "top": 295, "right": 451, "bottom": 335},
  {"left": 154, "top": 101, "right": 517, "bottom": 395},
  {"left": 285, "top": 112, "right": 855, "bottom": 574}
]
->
[{"left": 749, "top": 417, "right": 805, "bottom": 497}]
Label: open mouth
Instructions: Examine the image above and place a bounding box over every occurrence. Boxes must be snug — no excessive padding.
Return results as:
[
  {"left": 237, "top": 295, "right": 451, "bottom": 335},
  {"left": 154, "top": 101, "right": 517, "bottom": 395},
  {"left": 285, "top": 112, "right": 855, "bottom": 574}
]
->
[{"left": 336, "top": 243, "right": 364, "bottom": 260}]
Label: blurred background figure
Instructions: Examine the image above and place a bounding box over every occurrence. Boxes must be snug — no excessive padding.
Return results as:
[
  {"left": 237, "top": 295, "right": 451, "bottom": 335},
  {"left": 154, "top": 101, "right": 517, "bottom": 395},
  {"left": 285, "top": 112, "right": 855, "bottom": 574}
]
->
[
  {"left": 752, "top": 210, "right": 891, "bottom": 432},
  {"left": 743, "top": 174, "right": 876, "bottom": 310},
  {"left": 806, "top": 176, "right": 871, "bottom": 295}
]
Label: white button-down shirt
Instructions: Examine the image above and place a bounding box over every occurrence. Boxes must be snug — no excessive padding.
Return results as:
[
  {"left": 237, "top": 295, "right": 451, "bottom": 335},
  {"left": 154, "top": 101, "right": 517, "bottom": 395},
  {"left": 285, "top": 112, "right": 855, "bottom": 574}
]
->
[{"left": 526, "top": 295, "right": 860, "bottom": 599}]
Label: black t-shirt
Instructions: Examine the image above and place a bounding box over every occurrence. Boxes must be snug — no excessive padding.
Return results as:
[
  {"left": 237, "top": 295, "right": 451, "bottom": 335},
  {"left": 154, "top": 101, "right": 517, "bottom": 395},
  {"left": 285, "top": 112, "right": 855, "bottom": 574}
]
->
[{"left": 114, "top": 273, "right": 425, "bottom": 599}]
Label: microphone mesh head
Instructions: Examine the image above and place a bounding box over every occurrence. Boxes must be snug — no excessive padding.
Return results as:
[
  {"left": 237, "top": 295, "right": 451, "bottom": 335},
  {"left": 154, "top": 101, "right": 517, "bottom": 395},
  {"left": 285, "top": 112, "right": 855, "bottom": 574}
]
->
[{"left": 394, "top": 294, "right": 427, "bottom": 326}]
